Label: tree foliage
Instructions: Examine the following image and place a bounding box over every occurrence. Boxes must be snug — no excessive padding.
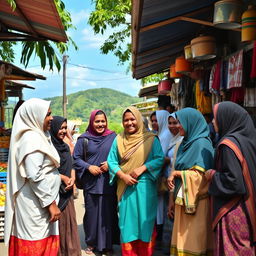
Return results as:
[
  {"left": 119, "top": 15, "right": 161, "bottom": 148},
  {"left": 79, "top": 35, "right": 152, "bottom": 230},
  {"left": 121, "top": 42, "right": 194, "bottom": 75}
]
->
[
  {"left": 88, "top": 0, "right": 131, "bottom": 64},
  {"left": 2, "top": 0, "right": 77, "bottom": 71}
]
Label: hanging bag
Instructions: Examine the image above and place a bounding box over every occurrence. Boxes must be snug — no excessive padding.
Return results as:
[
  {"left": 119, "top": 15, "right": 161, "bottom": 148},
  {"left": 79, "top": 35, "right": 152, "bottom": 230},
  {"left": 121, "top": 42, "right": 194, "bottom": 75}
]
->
[{"left": 75, "top": 138, "right": 88, "bottom": 189}]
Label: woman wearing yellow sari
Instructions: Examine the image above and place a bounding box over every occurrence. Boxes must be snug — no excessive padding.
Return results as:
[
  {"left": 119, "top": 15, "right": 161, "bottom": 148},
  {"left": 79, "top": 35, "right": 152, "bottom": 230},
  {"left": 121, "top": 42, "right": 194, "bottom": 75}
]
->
[
  {"left": 107, "top": 106, "right": 165, "bottom": 256},
  {"left": 168, "top": 108, "right": 214, "bottom": 256}
]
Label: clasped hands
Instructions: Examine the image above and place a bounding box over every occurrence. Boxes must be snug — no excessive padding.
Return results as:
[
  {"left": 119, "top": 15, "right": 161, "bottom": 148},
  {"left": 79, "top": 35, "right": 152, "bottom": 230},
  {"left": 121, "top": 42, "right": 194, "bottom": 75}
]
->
[
  {"left": 118, "top": 165, "right": 146, "bottom": 186},
  {"left": 88, "top": 161, "right": 109, "bottom": 176}
]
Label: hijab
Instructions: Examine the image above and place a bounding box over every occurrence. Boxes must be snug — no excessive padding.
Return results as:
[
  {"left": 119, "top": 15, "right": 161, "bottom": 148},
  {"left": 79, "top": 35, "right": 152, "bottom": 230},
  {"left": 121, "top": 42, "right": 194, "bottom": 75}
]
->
[
  {"left": 214, "top": 101, "right": 256, "bottom": 242},
  {"left": 86, "top": 109, "right": 114, "bottom": 136},
  {"left": 175, "top": 108, "right": 214, "bottom": 171},
  {"left": 156, "top": 110, "right": 172, "bottom": 154},
  {"left": 50, "top": 116, "right": 73, "bottom": 211},
  {"left": 116, "top": 106, "right": 155, "bottom": 201},
  {"left": 50, "top": 116, "right": 72, "bottom": 177},
  {"left": 5, "top": 98, "right": 60, "bottom": 244}
]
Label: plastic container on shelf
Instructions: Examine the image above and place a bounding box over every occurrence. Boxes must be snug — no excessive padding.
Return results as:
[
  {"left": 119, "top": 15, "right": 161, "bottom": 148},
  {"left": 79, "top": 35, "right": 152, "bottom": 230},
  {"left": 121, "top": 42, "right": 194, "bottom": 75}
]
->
[
  {"left": 0, "top": 212, "right": 4, "bottom": 240},
  {"left": 0, "top": 148, "right": 8, "bottom": 163},
  {"left": 0, "top": 172, "right": 6, "bottom": 184}
]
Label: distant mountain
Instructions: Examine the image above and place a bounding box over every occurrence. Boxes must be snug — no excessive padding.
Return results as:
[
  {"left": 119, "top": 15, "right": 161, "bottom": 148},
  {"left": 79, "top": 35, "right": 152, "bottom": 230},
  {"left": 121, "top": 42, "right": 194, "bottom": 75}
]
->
[{"left": 45, "top": 88, "right": 140, "bottom": 123}]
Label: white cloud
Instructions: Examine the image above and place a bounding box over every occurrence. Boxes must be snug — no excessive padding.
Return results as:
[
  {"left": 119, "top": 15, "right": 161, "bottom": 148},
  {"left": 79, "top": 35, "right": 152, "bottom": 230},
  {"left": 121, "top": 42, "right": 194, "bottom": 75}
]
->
[
  {"left": 81, "top": 28, "right": 109, "bottom": 49},
  {"left": 71, "top": 9, "right": 90, "bottom": 25}
]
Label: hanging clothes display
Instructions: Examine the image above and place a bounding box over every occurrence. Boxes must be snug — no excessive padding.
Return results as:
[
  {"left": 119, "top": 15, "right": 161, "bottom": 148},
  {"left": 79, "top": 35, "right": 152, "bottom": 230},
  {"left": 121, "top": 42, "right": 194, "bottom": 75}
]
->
[
  {"left": 244, "top": 88, "right": 256, "bottom": 107},
  {"left": 195, "top": 80, "right": 212, "bottom": 114},
  {"left": 227, "top": 50, "right": 244, "bottom": 89}
]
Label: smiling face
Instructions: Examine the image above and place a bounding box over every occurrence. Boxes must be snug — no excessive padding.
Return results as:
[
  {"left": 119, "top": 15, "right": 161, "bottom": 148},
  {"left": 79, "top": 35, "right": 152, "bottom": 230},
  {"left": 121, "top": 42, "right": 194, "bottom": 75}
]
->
[
  {"left": 93, "top": 114, "right": 107, "bottom": 135},
  {"left": 43, "top": 108, "right": 53, "bottom": 132},
  {"left": 150, "top": 114, "right": 158, "bottom": 131},
  {"left": 123, "top": 111, "right": 138, "bottom": 135},
  {"left": 57, "top": 121, "right": 67, "bottom": 140},
  {"left": 168, "top": 116, "right": 179, "bottom": 136},
  {"left": 176, "top": 120, "right": 186, "bottom": 136}
]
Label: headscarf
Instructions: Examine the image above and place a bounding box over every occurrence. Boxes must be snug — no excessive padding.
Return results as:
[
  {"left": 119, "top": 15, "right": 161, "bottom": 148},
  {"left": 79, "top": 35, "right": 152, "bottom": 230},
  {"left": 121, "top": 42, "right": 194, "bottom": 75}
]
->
[
  {"left": 116, "top": 106, "right": 155, "bottom": 200},
  {"left": 213, "top": 101, "right": 256, "bottom": 242},
  {"left": 63, "top": 120, "right": 76, "bottom": 155},
  {"left": 50, "top": 116, "right": 73, "bottom": 211},
  {"left": 156, "top": 110, "right": 172, "bottom": 154},
  {"left": 50, "top": 116, "right": 72, "bottom": 176},
  {"left": 5, "top": 98, "right": 60, "bottom": 244},
  {"left": 175, "top": 108, "right": 214, "bottom": 171},
  {"left": 86, "top": 109, "right": 114, "bottom": 136},
  {"left": 168, "top": 113, "right": 183, "bottom": 150}
]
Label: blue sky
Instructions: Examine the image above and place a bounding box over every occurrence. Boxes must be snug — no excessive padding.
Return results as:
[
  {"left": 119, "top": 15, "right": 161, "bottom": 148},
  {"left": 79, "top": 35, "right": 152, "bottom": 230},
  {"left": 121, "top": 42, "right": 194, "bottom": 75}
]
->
[{"left": 13, "top": 0, "right": 141, "bottom": 100}]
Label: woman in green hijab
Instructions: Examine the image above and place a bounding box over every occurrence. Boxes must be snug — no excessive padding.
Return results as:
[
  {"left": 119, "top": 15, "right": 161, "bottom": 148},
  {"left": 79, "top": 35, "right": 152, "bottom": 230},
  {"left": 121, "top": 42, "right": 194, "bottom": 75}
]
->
[{"left": 168, "top": 108, "right": 214, "bottom": 256}]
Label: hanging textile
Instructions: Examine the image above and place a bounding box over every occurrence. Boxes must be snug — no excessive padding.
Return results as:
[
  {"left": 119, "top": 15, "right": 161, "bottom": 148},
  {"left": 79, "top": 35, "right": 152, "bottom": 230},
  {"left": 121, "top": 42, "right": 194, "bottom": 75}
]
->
[
  {"left": 244, "top": 88, "right": 256, "bottom": 107},
  {"left": 227, "top": 50, "right": 244, "bottom": 89},
  {"left": 195, "top": 80, "right": 212, "bottom": 114}
]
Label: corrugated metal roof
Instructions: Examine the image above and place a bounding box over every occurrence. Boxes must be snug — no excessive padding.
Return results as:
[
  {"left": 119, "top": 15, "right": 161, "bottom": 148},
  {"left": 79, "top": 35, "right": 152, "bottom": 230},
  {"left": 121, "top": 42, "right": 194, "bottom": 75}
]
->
[
  {"left": 0, "top": 0, "right": 67, "bottom": 42},
  {"left": 132, "top": 0, "right": 246, "bottom": 79},
  {"left": 0, "top": 60, "right": 46, "bottom": 80}
]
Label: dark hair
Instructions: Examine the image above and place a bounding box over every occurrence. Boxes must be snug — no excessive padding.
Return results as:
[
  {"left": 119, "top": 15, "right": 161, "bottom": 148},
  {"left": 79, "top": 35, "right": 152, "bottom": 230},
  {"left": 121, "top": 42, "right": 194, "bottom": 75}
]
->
[
  {"left": 150, "top": 111, "right": 156, "bottom": 120},
  {"left": 95, "top": 110, "right": 105, "bottom": 116},
  {"left": 12, "top": 100, "right": 25, "bottom": 124}
]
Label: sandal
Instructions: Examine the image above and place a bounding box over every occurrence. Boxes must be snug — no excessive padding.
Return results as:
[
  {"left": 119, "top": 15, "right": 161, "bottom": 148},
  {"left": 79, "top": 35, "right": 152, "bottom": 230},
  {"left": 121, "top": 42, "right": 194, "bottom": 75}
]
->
[{"left": 84, "top": 246, "right": 95, "bottom": 256}]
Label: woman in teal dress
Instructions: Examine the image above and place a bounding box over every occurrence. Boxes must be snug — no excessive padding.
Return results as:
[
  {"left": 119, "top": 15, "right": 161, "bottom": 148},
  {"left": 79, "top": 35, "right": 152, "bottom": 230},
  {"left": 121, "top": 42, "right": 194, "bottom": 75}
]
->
[{"left": 107, "top": 106, "right": 165, "bottom": 256}]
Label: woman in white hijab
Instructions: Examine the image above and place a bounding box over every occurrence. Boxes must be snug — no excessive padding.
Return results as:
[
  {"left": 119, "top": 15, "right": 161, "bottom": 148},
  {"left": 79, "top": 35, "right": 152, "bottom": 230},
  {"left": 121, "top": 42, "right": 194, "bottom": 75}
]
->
[
  {"left": 155, "top": 110, "right": 172, "bottom": 247},
  {"left": 5, "top": 98, "right": 61, "bottom": 256}
]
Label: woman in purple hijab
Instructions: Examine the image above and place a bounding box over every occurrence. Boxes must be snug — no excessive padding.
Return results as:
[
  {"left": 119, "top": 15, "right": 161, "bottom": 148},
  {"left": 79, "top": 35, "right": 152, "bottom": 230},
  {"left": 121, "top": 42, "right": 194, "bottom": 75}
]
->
[{"left": 73, "top": 110, "right": 119, "bottom": 255}]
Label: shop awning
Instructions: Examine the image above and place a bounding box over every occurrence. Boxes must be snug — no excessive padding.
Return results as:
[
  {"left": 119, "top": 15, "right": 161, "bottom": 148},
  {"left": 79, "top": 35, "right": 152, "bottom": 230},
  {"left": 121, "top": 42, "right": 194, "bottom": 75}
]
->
[
  {"left": 5, "top": 80, "right": 35, "bottom": 98},
  {"left": 138, "top": 84, "right": 158, "bottom": 98},
  {"left": 0, "top": 60, "right": 46, "bottom": 81},
  {"left": 0, "top": 0, "right": 68, "bottom": 42},
  {"left": 132, "top": 0, "right": 242, "bottom": 79}
]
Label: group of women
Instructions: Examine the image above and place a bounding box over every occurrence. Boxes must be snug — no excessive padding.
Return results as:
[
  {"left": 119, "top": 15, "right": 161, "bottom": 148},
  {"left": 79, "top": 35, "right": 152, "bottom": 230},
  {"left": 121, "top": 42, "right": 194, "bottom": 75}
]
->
[{"left": 4, "top": 97, "right": 256, "bottom": 256}]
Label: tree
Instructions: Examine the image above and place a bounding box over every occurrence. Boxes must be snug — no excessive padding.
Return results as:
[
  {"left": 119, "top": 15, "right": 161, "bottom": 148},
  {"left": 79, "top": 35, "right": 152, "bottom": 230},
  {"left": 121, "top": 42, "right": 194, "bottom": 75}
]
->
[
  {"left": 88, "top": 0, "right": 166, "bottom": 84},
  {"left": 88, "top": 0, "right": 131, "bottom": 64},
  {"left": 2, "top": 0, "right": 77, "bottom": 71}
]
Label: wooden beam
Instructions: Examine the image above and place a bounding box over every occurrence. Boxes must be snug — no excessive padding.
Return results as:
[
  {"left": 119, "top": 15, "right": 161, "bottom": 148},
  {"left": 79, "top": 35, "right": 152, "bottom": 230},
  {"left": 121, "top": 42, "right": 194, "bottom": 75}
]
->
[
  {"left": 14, "top": 0, "right": 41, "bottom": 37},
  {"left": 140, "top": 6, "right": 212, "bottom": 33},
  {"left": 180, "top": 17, "right": 241, "bottom": 32},
  {"left": 0, "top": 31, "right": 45, "bottom": 41}
]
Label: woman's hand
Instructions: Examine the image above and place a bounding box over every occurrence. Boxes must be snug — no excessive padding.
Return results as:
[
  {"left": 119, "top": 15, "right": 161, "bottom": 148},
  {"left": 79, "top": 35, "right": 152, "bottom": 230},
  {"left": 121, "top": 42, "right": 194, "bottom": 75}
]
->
[
  {"left": 130, "top": 165, "right": 146, "bottom": 179},
  {"left": 100, "top": 161, "right": 108, "bottom": 172},
  {"left": 167, "top": 171, "right": 181, "bottom": 190},
  {"left": 48, "top": 201, "right": 61, "bottom": 222},
  {"left": 61, "top": 175, "right": 74, "bottom": 191},
  {"left": 205, "top": 169, "right": 215, "bottom": 181},
  {"left": 167, "top": 193, "right": 175, "bottom": 219},
  {"left": 89, "top": 165, "right": 103, "bottom": 176},
  {"left": 122, "top": 174, "right": 138, "bottom": 186}
]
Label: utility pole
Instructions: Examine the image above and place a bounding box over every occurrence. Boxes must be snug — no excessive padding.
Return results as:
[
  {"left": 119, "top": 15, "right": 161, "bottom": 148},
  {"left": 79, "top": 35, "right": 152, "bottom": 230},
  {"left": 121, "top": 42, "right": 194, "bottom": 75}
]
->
[{"left": 63, "top": 55, "right": 68, "bottom": 118}]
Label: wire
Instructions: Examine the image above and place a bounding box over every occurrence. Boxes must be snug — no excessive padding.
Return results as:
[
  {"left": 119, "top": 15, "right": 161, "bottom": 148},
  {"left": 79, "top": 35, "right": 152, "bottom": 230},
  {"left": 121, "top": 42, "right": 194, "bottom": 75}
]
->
[
  {"left": 66, "top": 76, "right": 130, "bottom": 81},
  {"left": 68, "top": 62, "right": 126, "bottom": 74}
]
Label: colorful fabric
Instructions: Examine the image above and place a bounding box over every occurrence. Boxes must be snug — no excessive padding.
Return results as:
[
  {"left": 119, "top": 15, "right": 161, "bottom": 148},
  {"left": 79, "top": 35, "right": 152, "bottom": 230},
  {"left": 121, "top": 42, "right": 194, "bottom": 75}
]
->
[
  {"left": 86, "top": 109, "right": 114, "bottom": 136},
  {"left": 9, "top": 235, "right": 59, "bottom": 256},
  {"left": 211, "top": 61, "right": 221, "bottom": 91},
  {"left": 121, "top": 228, "right": 156, "bottom": 256},
  {"left": 244, "top": 87, "right": 256, "bottom": 107},
  {"left": 214, "top": 202, "right": 255, "bottom": 256},
  {"left": 227, "top": 50, "right": 243, "bottom": 89},
  {"left": 171, "top": 108, "right": 214, "bottom": 256},
  {"left": 116, "top": 106, "right": 155, "bottom": 201},
  {"left": 108, "top": 137, "right": 164, "bottom": 243},
  {"left": 210, "top": 101, "right": 256, "bottom": 244},
  {"left": 195, "top": 80, "right": 212, "bottom": 114},
  {"left": 171, "top": 198, "right": 213, "bottom": 256},
  {"left": 230, "top": 87, "right": 245, "bottom": 104}
]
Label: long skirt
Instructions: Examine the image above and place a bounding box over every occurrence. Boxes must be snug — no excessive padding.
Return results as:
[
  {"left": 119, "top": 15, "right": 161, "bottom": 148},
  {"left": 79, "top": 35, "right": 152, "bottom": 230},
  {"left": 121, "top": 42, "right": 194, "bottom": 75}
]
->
[
  {"left": 171, "top": 198, "right": 213, "bottom": 256},
  {"left": 8, "top": 181, "right": 59, "bottom": 256},
  {"left": 58, "top": 198, "right": 81, "bottom": 256},
  {"left": 83, "top": 193, "right": 119, "bottom": 252},
  {"left": 121, "top": 228, "right": 157, "bottom": 256},
  {"left": 215, "top": 202, "right": 255, "bottom": 256}
]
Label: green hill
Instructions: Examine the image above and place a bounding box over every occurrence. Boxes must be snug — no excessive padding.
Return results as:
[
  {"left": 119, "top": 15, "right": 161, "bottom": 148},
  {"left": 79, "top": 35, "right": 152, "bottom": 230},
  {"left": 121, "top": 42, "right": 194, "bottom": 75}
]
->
[{"left": 45, "top": 88, "right": 140, "bottom": 124}]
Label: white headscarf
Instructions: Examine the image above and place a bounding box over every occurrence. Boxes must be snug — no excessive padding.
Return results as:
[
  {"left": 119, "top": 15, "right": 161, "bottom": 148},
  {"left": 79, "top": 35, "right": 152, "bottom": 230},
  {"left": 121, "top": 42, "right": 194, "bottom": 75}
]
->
[
  {"left": 5, "top": 98, "right": 60, "bottom": 244},
  {"left": 168, "top": 113, "right": 183, "bottom": 149},
  {"left": 156, "top": 110, "right": 172, "bottom": 154}
]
